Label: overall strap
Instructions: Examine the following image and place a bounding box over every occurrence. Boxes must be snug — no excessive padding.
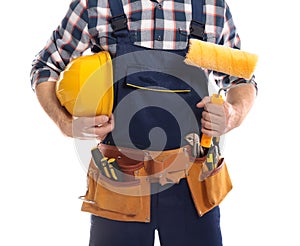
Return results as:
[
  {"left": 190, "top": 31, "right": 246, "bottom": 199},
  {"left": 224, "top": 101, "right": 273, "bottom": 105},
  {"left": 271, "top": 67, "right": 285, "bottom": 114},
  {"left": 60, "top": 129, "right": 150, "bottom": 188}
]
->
[
  {"left": 190, "top": 0, "right": 206, "bottom": 40},
  {"left": 107, "top": 0, "right": 128, "bottom": 35}
]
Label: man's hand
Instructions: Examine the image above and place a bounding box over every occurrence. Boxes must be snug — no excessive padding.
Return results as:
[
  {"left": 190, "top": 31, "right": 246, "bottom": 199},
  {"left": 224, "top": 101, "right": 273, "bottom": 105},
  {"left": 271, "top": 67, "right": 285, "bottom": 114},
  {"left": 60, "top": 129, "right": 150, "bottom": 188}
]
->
[
  {"left": 196, "top": 83, "right": 256, "bottom": 137},
  {"left": 72, "top": 114, "right": 114, "bottom": 140},
  {"left": 197, "top": 97, "right": 239, "bottom": 137},
  {"left": 35, "top": 81, "right": 114, "bottom": 140}
]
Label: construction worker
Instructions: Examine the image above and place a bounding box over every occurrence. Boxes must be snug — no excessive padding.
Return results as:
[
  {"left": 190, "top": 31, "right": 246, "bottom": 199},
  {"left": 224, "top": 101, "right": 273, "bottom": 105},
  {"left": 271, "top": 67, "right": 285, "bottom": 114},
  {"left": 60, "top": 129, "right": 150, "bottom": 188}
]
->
[{"left": 30, "top": 0, "right": 257, "bottom": 245}]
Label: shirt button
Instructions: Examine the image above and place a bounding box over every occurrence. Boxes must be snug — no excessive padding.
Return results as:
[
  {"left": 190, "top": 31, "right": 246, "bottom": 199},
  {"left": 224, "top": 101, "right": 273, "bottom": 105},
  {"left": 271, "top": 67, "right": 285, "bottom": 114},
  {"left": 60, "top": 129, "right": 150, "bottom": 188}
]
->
[{"left": 157, "top": 35, "right": 161, "bottom": 41}]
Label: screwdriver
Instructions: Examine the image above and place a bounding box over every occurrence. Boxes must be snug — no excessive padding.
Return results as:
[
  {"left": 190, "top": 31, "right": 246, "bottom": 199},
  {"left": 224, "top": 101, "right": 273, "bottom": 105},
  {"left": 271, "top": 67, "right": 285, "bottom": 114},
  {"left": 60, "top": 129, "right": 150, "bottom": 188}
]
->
[
  {"left": 107, "top": 158, "right": 124, "bottom": 182},
  {"left": 101, "top": 157, "right": 112, "bottom": 179},
  {"left": 91, "top": 147, "right": 111, "bottom": 178}
]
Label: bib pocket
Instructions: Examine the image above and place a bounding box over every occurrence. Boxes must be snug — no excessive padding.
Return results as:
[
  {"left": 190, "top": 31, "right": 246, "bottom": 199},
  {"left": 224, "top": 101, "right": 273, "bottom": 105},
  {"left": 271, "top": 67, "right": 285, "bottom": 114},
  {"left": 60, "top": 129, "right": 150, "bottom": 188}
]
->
[{"left": 125, "top": 65, "right": 192, "bottom": 93}]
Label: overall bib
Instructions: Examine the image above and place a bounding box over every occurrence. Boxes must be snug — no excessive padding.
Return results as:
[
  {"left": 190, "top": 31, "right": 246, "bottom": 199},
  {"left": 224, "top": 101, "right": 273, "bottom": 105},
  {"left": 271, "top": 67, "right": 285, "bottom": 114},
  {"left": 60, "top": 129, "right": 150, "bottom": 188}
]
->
[
  {"left": 102, "top": 3, "right": 209, "bottom": 151},
  {"left": 86, "top": 0, "right": 227, "bottom": 245}
]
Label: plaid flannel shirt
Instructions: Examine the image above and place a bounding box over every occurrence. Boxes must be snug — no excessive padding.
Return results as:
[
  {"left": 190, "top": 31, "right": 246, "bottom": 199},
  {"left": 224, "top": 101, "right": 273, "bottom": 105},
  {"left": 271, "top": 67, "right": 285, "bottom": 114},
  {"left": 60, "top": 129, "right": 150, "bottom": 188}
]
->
[{"left": 30, "top": 0, "right": 256, "bottom": 90}]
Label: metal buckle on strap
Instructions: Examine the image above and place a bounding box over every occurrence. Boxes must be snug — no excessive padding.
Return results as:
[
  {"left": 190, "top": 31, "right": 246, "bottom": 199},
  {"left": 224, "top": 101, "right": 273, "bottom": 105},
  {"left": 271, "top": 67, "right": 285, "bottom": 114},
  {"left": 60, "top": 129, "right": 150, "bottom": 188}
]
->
[
  {"left": 189, "top": 20, "right": 205, "bottom": 40},
  {"left": 110, "top": 14, "right": 128, "bottom": 32}
]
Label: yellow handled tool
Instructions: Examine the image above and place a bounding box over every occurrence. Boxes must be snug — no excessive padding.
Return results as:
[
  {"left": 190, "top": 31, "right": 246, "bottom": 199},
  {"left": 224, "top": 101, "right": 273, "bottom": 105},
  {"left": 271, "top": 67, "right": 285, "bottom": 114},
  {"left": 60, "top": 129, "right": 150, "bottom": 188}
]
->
[
  {"left": 185, "top": 38, "right": 258, "bottom": 154},
  {"left": 200, "top": 82, "right": 248, "bottom": 154},
  {"left": 200, "top": 93, "right": 224, "bottom": 152}
]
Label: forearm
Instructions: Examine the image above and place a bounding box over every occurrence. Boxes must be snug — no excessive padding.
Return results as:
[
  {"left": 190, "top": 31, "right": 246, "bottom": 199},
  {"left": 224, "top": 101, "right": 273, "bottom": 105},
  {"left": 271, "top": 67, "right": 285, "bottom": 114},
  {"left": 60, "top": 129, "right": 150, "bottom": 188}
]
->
[
  {"left": 35, "top": 81, "right": 73, "bottom": 137},
  {"left": 226, "top": 83, "right": 256, "bottom": 129},
  {"left": 35, "top": 81, "right": 115, "bottom": 140}
]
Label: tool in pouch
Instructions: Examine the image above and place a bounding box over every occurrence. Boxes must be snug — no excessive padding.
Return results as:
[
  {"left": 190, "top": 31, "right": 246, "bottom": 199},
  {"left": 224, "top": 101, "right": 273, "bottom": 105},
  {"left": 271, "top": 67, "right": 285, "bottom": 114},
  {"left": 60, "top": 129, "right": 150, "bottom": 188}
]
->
[
  {"left": 198, "top": 83, "right": 249, "bottom": 180},
  {"left": 185, "top": 132, "right": 221, "bottom": 181},
  {"left": 186, "top": 84, "right": 238, "bottom": 180},
  {"left": 91, "top": 147, "right": 124, "bottom": 182},
  {"left": 198, "top": 92, "right": 224, "bottom": 180}
]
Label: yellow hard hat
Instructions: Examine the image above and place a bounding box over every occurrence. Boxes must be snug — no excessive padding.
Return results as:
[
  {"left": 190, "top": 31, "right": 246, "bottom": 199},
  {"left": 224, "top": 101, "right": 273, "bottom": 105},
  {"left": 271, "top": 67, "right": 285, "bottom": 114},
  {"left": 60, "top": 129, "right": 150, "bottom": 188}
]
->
[{"left": 56, "top": 51, "right": 113, "bottom": 117}]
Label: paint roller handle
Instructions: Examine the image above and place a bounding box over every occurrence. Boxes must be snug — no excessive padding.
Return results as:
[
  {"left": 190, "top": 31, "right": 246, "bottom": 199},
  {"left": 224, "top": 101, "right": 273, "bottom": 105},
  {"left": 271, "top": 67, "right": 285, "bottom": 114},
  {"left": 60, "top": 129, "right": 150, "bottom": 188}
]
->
[{"left": 200, "top": 94, "right": 224, "bottom": 154}]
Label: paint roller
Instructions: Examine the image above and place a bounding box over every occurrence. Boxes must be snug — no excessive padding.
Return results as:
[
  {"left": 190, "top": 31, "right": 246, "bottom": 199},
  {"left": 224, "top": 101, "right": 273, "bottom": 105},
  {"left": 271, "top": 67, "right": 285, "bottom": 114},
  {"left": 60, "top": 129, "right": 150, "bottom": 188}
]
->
[
  {"left": 185, "top": 39, "right": 258, "bottom": 80},
  {"left": 184, "top": 38, "right": 258, "bottom": 154}
]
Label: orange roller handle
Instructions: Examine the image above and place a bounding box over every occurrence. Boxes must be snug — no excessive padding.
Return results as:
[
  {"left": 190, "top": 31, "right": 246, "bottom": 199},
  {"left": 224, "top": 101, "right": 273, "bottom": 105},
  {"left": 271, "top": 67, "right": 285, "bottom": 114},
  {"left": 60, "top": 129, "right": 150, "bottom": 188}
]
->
[{"left": 200, "top": 94, "right": 224, "bottom": 148}]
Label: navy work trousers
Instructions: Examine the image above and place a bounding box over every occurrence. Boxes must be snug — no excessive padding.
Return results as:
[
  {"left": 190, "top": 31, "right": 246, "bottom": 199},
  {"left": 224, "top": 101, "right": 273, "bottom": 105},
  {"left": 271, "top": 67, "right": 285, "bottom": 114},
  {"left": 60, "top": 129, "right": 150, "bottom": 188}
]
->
[{"left": 89, "top": 179, "right": 222, "bottom": 246}]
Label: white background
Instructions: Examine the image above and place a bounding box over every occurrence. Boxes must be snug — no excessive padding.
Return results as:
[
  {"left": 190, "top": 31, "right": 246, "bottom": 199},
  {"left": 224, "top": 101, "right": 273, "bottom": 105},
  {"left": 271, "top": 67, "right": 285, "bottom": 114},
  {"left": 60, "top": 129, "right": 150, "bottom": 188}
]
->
[{"left": 1, "top": 0, "right": 300, "bottom": 245}]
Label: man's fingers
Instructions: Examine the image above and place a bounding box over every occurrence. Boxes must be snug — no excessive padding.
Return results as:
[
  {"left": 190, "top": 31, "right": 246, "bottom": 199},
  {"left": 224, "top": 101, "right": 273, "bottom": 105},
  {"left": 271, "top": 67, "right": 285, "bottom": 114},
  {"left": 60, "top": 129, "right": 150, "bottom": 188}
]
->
[
  {"left": 196, "top": 96, "right": 210, "bottom": 108},
  {"left": 205, "top": 104, "right": 225, "bottom": 116},
  {"left": 201, "top": 102, "right": 226, "bottom": 137},
  {"left": 83, "top": 115, "right": 114, "bottom": 139},
  {"left": 79, "top": 115, "right": 110, "bottom": 129},
  {"left": 95, "top": 115, "right": 110, "bottom": 125},
  {"left": 72, "top": 114, "right": 114, "bottom": 140},
  {"left": 201, "top": 117, "right": 222, "bottom": 131},
  {"left": 202, "top": 111, "right": 221, "bottom": 123},
  {"left": 201, "top": 127, "right": 220, "bottom": 137},
  {"left": 94, "top": 120, "right": 114, "bottom": 135},
  {"left": 81, "top": 132, "right": 98, "bottom": 139}
]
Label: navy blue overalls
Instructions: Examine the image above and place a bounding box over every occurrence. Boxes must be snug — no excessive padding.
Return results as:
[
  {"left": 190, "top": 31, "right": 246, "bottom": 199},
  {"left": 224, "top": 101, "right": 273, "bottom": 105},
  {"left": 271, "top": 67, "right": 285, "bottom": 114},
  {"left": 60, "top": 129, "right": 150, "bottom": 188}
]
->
[{"left": 90, "top": 0, "right": 223, "bottom": 245}]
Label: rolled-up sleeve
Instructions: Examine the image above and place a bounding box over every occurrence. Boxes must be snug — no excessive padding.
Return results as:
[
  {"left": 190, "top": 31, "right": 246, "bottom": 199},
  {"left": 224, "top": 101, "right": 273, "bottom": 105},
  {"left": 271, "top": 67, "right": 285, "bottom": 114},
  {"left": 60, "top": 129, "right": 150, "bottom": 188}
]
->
[{"left": 30, "top": 0, "right": 91, "bottom": 90}]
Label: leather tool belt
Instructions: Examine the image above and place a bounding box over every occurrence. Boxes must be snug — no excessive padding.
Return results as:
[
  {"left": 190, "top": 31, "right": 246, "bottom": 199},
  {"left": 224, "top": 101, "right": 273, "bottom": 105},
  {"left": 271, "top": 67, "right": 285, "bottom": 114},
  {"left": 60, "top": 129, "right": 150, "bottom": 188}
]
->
[
  {"left": 81, "top": 144, "right": 232, "bottom": 222},
  {"left": 99, "top": 144, "right": 192, "bottom": 185}
]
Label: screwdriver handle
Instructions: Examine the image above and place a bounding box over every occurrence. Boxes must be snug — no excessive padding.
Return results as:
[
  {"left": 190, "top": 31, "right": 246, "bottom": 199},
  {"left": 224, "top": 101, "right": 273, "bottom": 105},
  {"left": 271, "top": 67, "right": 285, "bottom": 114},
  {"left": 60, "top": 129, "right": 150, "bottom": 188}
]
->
[
  {"left": 108, "top": 158, "right": 124, "bottom": 182},
  {"left": 200, "top": 94, "right": 224, "bottom": 148}
]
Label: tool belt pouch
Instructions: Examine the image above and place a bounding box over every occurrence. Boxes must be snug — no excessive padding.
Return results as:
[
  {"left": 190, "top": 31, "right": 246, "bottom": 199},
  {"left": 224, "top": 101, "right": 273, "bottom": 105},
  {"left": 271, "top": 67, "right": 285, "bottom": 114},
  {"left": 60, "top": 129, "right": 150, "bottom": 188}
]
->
[
  {"left": 187, "top": 157, "right": 232, "bottom": 216},
  {"left": 81, "top": 159, "right": 151, "bottom": 222}
]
